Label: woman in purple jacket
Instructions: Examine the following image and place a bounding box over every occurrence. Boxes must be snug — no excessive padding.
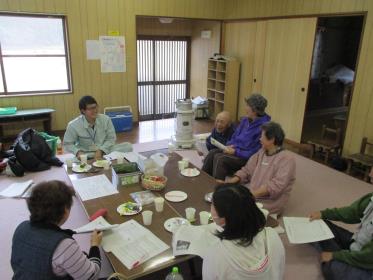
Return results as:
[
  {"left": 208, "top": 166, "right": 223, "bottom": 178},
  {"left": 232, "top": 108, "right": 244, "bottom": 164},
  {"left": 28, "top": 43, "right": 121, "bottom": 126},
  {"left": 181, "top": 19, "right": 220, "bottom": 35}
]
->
[{"left": 202, "top": 94, "right": 271, "bottom": 180}]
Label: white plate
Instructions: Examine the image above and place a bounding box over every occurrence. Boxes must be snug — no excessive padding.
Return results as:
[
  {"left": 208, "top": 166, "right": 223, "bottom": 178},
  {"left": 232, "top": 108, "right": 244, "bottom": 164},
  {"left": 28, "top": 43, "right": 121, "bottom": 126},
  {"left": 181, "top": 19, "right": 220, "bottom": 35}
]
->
[
  {"left": 72, "top": 163, "right": 92, "bottom": 173},
  {"left": 164, "top": 217, "right": 190, "bottom": 233},
  {"left": 116, "top": 202, "right": 142, "bottom": 216},
  {"left": 165, "top": 191, "right": 188, "bottom": 202},
  {"left": 181, "top": 168, "right": 200, "bottom": 177},
  {"left": 92, "top": 160, "right": 111, "bottom": 168},
  {"left": 204, "top": 192, "right": 213, "bottom": 203}
]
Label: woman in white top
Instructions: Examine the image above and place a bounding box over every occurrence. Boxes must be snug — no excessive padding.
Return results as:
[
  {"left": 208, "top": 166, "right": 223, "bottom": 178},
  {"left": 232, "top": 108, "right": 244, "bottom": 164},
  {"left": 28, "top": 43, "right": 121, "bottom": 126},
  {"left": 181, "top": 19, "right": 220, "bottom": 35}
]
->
[{"left": 203, "top": 184, "right": 285, "bottom": 280}]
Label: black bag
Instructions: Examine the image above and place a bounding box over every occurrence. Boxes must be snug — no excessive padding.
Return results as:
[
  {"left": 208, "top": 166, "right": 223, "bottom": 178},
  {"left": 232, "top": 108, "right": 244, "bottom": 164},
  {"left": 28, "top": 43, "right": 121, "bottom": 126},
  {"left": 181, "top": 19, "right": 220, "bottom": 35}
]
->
[{"left": 13, "top": 128, "right": 63, "bottom": 172}]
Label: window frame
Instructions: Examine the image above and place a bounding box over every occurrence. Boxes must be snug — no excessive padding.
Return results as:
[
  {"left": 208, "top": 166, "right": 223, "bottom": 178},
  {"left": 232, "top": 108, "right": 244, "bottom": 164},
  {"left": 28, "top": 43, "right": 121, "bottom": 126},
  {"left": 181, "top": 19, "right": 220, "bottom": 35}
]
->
[{"left": 0, "top": 12, "right": 73, "bottom": 97}]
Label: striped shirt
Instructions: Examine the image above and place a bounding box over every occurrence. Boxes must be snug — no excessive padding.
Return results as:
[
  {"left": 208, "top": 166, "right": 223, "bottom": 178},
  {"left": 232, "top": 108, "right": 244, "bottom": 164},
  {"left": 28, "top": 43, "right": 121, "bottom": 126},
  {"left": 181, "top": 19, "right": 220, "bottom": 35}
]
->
[{"left": 52, "top": 238, "right": 101, "bottom": 280}]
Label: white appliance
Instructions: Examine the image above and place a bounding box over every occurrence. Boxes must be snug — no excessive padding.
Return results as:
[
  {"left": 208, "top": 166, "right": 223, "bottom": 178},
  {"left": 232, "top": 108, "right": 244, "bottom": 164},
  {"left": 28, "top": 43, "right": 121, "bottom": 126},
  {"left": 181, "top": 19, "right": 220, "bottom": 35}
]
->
[{"left": 171, "top": 99, "right": 196, "bottom": 149}]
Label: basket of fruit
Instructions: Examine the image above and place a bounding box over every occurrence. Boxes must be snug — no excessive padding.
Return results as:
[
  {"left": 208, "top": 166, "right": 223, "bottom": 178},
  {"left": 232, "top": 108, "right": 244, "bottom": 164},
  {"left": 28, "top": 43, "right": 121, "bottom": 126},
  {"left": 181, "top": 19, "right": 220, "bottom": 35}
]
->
[{"left": 141, "top": 174, "right": 167, "bottom": 191}]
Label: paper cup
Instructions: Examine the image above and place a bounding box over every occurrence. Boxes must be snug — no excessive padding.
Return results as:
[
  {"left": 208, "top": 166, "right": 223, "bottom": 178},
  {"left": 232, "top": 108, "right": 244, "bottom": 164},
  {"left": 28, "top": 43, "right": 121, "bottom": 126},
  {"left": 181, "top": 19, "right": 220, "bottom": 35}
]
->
[
  {"left": 80, "top": 154, "right": 88, "bottom": 164},
  {"left": 117, "top": 156, "right": 124, "bottom": 164},
  {"left": 178, "top": 160, "right": 186, "bottom": 171},
  {"left": 168, "top": 143, "right": 176, "bottom": 154},
  {"left": 182, "top": 158, "right": 189, "bottom": 168},
  {"left": 142, "top": 210, "right": 153, "bottom": 226},
  {"left": 103, "top": 161, "right": 110, "bottom": 170},
  {"left": 66, "top": 158, "right": 74, "bottom": 168},
  {"left": 185, "top": 207, "right": 196, "bottom": 222},
  {"left": 199, "top": 211, "right": 210, "bottom": 225},
  {"left": 154, "top": 197, "right": 165, "bottom": 212}
]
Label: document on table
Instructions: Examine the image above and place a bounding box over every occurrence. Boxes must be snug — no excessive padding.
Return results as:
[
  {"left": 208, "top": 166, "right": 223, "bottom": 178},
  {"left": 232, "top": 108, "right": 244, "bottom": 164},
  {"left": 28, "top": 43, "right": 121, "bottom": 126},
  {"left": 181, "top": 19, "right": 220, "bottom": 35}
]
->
[
  {"left": 0, "top": 180, "right": 34, "bottom": 198},
  {"left": 173, "top": 223, "right": 219, "bottom": 257},
  {"left": 210, "top": 137, "right": 228, "bottom": 151},
  {"left": 104, "top": 151, "right": 126, "bottom": 160},
  {"left": 283, "top": 217, "right": 334, "bottom": 244},
  {"left": 74, "top": 216, "right": 118, "bottom": 234},
  {"left": 123, "top": 151, "right": 146, "bottom": 163},
  {"left": 71, "top": 174, "right": 118, "bottom": 201},
  {"left": 102, "top": 219, "right": 169, "bottom": 269}
]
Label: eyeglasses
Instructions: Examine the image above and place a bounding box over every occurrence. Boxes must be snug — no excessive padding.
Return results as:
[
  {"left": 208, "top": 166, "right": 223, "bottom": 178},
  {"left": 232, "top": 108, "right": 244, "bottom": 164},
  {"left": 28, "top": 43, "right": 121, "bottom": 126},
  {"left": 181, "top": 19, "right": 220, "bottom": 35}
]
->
[{"left": 85, "top": 104, "right": 98, "bottom": 111}]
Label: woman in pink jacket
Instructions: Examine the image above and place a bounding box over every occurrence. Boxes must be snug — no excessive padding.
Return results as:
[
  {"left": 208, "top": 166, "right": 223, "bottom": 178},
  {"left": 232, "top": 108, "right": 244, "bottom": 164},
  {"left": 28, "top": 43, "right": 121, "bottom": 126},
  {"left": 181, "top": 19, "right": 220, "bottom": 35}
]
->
[{"left": 220, "top": 122, "right": 296, "bottom": 215}]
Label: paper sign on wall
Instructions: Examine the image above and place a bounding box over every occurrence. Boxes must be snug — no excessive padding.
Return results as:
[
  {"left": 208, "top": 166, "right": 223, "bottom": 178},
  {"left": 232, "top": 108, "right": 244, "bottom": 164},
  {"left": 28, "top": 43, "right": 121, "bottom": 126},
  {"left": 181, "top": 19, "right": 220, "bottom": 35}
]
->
[
  {"left": 99, "top": 36, "right": 126, "bottom": 73},
  {"left": 86, "top": 40, "right": 100, "bottom": 60}
]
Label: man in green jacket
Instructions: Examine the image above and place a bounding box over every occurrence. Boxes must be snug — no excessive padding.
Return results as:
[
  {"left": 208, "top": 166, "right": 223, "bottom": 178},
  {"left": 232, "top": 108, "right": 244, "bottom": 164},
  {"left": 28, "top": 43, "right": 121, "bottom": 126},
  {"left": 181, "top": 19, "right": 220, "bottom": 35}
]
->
[{"left": 309, "top": 193, "right": 373, "bottom": 279}]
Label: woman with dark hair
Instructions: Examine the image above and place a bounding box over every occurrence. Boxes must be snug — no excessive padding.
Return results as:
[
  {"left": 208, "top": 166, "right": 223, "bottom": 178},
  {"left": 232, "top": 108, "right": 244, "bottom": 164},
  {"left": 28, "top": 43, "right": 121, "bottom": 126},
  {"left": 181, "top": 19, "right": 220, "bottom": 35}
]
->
[
  {"left": 202, "top": 93, "right": 271, "bottom": 180},
  {"left": 11, "top": 181, "right": 102, "bottom": 280},
  {"left": 221, "top": 121, "right": 296, "bottom": 215},
  {"left": 203, "top": 184, "right": 285, "bottom": 279}
]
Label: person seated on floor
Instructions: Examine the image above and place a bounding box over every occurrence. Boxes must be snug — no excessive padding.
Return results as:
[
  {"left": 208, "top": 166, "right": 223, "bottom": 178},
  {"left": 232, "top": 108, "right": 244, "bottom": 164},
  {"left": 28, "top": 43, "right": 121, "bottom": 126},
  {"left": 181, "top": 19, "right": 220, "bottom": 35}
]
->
[
  {"left": 202, "top": 94, "right": 271, "bottom": 180},
  {"left": 63, "top": 95, "right": 132, "bottom": 160},
  {"left": 309, "top": 193, "right": 373, "bottom": 280},
  {"left": 220, "top": 122, "right": 296, "bottom": 215},
  {"left": 206, "top": 111, "right": 235, "bottom": 151},
  {"left": 11, "top": 180, "right": 102, "bottom": 280},
  {"left": 201, "top": 184, "right": 285, "bottom": 279}
]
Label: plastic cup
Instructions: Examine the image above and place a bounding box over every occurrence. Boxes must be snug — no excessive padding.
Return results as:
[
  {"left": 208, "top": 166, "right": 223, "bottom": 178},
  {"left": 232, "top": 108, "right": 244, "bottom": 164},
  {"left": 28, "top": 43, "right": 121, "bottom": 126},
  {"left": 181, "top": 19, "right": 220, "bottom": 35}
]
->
[
  {"left": 168, "top": 143, "right": 176, "bottom": 154},
  {"left": 178, "top": 160, "right": 186, "bottom": 171},
  {"left": 142, "top": 210, "right": 153, "bottom": 226},
  {"left": 66, "top": 158, "right": 74, "bottom": 168},
  {"left": 80, "top": 154, "right": 88, "bottom": 164},
  {"left": 103, "top": 161, "right": 110, "bottom": 170},
  {"left": 154, "top": 197, "right": 165, "bottom": 212},
  {"left": 117, "top": 156, "right": 124, "bottom": 164},
  {"left": 185, "top": 207, "right": 196, "bottom": 222},
  {"left": 199, "top": 211, "right": 210, "bottom": 225}
]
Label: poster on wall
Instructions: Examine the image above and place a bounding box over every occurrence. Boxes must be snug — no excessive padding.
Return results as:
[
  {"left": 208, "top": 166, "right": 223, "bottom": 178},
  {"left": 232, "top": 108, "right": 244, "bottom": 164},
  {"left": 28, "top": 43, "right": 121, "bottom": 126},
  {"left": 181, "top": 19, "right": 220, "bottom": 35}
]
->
[{"left": 99, "top": 36, "right": 126, "bottom": 73}]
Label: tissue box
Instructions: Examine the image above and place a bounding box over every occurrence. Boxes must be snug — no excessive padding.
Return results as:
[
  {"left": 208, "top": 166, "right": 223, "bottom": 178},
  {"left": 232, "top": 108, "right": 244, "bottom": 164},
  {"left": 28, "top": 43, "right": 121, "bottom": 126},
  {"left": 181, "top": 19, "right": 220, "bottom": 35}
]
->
[{"left": 112, "top": 162, "right": 142, "bottom": 186}]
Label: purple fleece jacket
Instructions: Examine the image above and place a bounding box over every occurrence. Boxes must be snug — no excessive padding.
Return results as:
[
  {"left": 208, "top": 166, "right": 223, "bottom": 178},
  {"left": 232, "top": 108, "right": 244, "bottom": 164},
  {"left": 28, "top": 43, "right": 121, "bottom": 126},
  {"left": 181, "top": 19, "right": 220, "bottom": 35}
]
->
[{"left": 227, "top": 114, "right": 271, "bottom": 160}]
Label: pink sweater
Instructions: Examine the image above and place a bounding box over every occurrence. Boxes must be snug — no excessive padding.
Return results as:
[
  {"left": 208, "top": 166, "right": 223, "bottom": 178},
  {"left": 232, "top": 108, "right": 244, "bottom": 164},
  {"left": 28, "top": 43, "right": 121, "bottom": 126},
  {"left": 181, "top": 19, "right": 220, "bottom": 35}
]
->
[{"left": 235, "top": 149, "right": 296, "bottom": 214}]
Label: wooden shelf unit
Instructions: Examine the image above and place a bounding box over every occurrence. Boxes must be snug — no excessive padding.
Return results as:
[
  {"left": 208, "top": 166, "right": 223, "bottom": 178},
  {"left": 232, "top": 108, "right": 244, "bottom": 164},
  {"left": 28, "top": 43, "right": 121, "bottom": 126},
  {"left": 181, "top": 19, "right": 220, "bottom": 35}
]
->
[{"left": 207, "top": 58, "right": 240, "bottom": 120}]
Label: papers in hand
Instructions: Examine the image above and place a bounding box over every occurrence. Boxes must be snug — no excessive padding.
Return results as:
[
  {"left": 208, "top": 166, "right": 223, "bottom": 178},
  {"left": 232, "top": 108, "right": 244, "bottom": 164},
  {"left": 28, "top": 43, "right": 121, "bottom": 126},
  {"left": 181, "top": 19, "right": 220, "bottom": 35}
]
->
[
  {"left": 74, "top": 216, "right": 118, "bottom": 234},
  {"left": 71, "top": 174, "right": 118, "bottom": 201},
  {"left": 283, "top": 217, "right": 334, "bottom": 244},
  {"left": 210, "top": 137, "right": 228, "bottom": 151},
  {"left": 102, "top": 219, "right": 169, "bottom": 269},
  {"left": 0, "top": 180, "right": 34, "bottom": 198},
  {"left": 172, "top": 223, "right": 220, "bottom": 257}
]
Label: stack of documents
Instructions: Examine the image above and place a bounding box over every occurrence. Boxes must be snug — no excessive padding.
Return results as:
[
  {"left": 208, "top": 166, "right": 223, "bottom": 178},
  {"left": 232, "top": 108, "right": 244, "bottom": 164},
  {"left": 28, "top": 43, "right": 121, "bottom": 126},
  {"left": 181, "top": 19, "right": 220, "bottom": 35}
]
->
[
  {"left": 102, "top": 220, "right": 169, "bottom": 269},
  {"left": 71, "top": 174, "right": 118, "bottom": 201},
  {"left": 283, "top": 217, "right": 334, "bottom": 244},
  {"left": 0, "top": 180, "right": 34, "bottom": 198}
]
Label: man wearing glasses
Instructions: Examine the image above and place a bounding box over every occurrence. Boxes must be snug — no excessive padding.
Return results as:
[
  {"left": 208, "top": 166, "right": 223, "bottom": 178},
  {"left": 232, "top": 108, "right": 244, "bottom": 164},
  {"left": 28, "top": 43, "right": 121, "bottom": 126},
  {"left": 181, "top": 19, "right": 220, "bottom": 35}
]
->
[{"left": 63, "top": 95, "right": 132, "bottom": 160}]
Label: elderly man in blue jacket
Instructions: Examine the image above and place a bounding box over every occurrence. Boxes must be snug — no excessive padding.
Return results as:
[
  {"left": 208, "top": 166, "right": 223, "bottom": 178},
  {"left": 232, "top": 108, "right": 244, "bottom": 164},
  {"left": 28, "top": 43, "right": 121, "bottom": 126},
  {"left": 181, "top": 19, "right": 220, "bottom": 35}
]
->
[{"left": 202, "top": 94, "right": 270, "bottom": 180}]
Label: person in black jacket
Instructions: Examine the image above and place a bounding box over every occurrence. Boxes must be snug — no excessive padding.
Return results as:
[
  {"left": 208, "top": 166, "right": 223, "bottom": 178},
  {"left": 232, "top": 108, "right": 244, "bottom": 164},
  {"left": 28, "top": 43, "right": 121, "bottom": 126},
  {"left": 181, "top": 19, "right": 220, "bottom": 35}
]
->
[{"left": 206, "top": 111, "right": 235, "bottom": 151}]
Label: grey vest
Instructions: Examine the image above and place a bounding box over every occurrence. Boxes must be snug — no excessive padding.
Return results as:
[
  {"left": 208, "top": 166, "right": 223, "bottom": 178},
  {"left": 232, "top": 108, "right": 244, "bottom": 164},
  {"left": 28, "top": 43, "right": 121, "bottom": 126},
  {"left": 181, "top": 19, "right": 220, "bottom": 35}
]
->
[
  {"left": 351, "top": 196, "right": 373, "bottom": 251},
  {"left": 11, "top": 221, "right": 74, "bottom": 280}
]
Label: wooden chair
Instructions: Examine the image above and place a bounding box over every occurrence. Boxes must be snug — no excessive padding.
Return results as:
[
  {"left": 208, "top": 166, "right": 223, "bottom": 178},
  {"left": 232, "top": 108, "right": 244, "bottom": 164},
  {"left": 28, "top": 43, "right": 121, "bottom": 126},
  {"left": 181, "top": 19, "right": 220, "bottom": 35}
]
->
[
  {"left": 308, "top": 124, "right": 342, "bottom": 163},
  {"left": 284, "top": 139, "right": 314, "bottom": 158},
  {"left": 346, "top": 137, "right": 373, "bottom": 182}
]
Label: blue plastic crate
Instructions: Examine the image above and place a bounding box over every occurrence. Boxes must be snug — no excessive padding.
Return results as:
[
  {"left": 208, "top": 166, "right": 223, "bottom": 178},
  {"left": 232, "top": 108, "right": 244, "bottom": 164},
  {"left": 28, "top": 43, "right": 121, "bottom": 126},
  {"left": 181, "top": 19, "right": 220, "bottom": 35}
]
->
[{"left": 105, "top": 107, "right": 133, "bottom": 132}]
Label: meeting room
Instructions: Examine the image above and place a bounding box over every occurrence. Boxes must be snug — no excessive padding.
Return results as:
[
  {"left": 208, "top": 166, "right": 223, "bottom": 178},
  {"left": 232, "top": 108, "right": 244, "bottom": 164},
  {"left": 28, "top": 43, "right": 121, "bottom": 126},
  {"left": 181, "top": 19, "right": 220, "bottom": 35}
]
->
[{"left": 1, "top": 1, "right": 373, "bottom": 280}]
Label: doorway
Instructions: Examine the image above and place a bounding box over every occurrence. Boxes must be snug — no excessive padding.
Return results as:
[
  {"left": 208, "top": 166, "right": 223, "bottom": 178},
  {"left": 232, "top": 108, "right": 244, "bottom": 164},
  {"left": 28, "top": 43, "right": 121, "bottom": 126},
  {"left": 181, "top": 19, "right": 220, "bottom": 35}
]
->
[
  {"left": 301, "top": 15, "right": 364, "bottom": 150},
  {"left": 137, "top": 36, "right": 190, "bottom": 121}
]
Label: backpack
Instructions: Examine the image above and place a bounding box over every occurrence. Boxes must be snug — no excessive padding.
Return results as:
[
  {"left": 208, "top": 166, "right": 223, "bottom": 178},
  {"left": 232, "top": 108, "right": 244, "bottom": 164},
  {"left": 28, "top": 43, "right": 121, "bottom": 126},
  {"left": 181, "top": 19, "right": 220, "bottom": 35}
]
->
[{"left": 13, "top": 128, "right": 63, "bottom": 172}]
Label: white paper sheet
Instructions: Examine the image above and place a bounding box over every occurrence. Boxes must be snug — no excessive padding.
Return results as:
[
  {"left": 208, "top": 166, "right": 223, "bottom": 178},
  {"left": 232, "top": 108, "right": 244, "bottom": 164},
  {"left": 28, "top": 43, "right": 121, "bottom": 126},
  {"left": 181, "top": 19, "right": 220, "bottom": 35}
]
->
[
  {"left": 123, "top": 151, "right": 146, "bottom": 163},
  {"left": 86, "top": 40, "right": 100, "bottom": 60},
  {"left": 102, "top": 220, "right": 169, "bottom": 269},
  {"left": 99, "top": 36, "right": 126, "bottom": 73},
  {"left": 283, "top": 217, "right": 334, "bottom": 244},
  {"left": 0, "top": 180, "right": 34, "bottom": 198},
  {"left": 172, "top": 223, "right": 220, "bottom": 257},
  {"left": 210, "top": 137, "right": 228, "bottom": 151},
  {"left": 74, "top": 216, "right": 118, "bottom": 234},
  {"left": 71, "top": 174, "right": 118, "bottom": 201}
]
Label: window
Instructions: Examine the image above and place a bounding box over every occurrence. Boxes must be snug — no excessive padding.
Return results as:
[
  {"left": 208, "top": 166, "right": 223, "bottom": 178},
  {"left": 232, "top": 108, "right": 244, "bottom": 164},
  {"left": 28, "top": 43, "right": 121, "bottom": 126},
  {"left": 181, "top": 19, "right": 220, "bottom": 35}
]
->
[{"left": 0, "top": 13, "right": 71, "bottom": 95}]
